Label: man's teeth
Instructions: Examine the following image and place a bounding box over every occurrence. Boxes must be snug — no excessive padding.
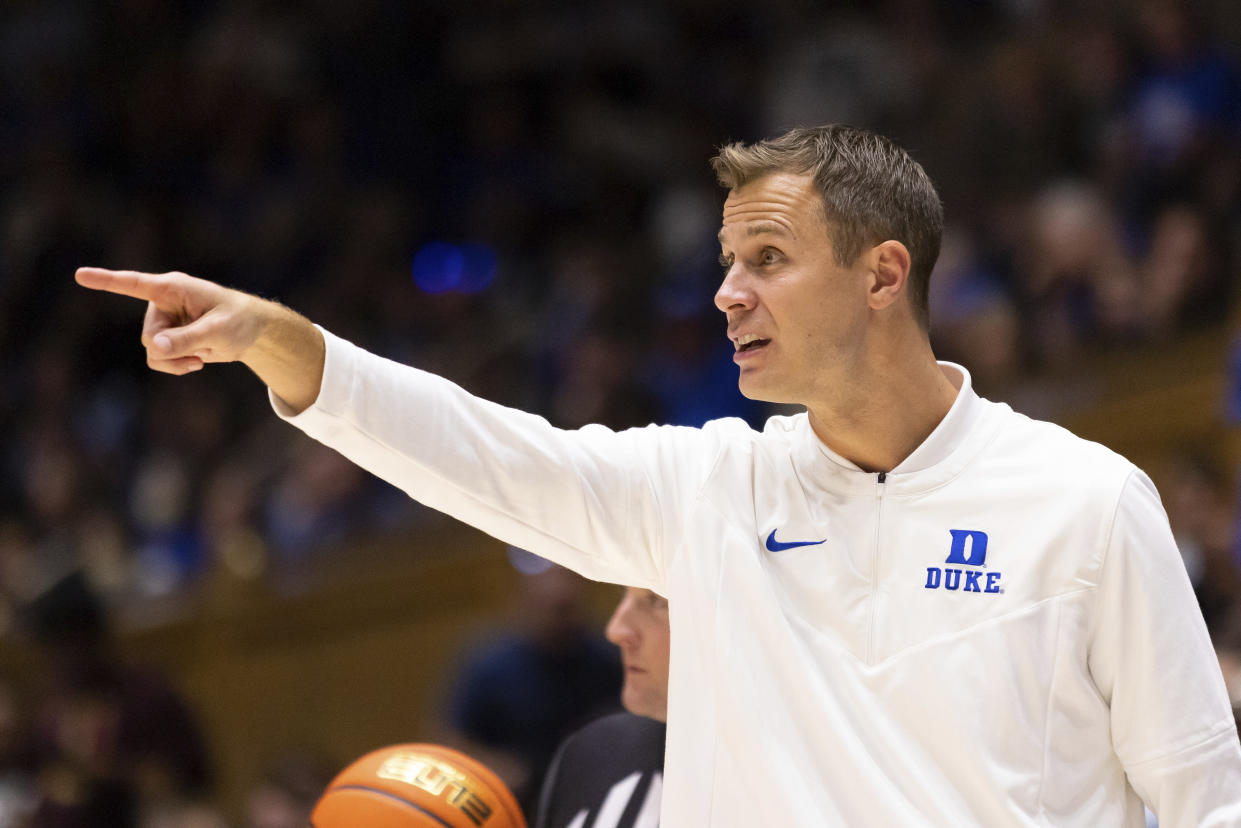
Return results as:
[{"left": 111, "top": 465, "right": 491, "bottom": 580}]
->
[{"left": 737, "top": 334, "right": 766, "bottom": 351}]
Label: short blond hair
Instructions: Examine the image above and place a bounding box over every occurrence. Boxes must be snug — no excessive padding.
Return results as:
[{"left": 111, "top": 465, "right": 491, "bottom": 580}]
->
[{"left": 712, "top": 125, "right": 943, "bottom": 328}]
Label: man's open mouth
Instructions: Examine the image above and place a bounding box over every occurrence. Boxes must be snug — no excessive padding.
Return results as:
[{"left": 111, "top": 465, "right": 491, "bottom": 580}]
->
[{"left": 736, "top": 334, "right": 770, "bottom": 352}]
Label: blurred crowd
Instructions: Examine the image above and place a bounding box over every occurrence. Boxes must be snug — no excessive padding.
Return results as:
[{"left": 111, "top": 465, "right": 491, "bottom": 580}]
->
[{"left": 0, "top": 0, "right": 1240, "bottom": 824}]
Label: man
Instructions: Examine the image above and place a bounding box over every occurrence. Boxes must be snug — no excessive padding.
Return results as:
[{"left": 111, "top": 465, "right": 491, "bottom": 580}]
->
[
  {"left": 76, "top": 125, "right": 1241, "bottom": 825},
  {"left": 535, "top": 587, "right": 669, "bottom": 828}
]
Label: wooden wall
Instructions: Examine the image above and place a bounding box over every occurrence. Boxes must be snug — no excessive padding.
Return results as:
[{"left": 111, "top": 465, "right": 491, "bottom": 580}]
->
[{"left": 1056, "top": 328, "right": 1239, "bottom": 486}]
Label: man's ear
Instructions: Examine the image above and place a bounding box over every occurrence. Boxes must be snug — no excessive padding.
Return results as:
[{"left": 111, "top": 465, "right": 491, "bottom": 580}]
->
[{"left": 868, "top": 240, "right": 911, "bottom": 312}]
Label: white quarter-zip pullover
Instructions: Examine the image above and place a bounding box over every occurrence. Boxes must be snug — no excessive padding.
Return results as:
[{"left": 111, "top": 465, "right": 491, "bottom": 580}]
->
[{"left": 278, "top": 330, "right": 1241, "bottom": 826}]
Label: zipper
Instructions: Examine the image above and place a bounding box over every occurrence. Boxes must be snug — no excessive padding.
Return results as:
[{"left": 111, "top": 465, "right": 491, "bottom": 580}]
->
[{"left": 867, "top": 471, "right": 887, "bottom": 663}]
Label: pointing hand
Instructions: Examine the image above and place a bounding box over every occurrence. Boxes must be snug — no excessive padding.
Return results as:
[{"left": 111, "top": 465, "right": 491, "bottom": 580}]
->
[
  {"left": 75, "top": 268, "right": 264, "bottom": 375},
  {"left": 75, "top": 267, "right": 324, "bottom": 412}
]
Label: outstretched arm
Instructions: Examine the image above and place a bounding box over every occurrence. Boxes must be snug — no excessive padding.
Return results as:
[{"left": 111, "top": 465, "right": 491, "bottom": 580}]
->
[
  {"left": 77, "top": 267, "right": 712, "bottom": 592},
  {"left": 75, "top": 268, "right": 325, "bottom": 414}
]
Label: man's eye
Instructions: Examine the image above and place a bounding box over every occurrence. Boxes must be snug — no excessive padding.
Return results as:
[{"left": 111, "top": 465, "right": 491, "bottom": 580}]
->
[
  {"left": 718, "top": 253, "right": 733, "bottom": 270},
  {"left": 761, "top": 250, "right": 780, "bottom": 265}
]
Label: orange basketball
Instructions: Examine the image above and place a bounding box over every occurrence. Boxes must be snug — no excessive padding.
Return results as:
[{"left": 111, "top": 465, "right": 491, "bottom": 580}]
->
[{"left": 312, "top": 743, "right": 526, "bottom": 828}]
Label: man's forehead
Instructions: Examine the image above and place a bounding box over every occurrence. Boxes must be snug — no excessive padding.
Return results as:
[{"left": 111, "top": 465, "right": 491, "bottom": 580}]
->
[
  {"left": 716, "top": 220, "right": 790, "bottom": 244},
  {"left": 624, "top": 586, "right": 667, "bottom": 606},
  {"left": 719, "top": 172, "right": 823, "bottom": 244}
]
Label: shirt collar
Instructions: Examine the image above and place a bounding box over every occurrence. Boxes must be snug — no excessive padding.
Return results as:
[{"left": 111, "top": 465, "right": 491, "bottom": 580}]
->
[
  {"left": 891, "top": 361, "right": 976, "bottom": 474},
  {"left": 811, "top": 361, "right": 979, "bottom": 475}
]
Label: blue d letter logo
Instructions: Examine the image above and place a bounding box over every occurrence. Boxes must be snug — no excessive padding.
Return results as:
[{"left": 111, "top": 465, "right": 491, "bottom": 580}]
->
[{"left": 946, "top": 529, "right": 988, "bottom": 567}]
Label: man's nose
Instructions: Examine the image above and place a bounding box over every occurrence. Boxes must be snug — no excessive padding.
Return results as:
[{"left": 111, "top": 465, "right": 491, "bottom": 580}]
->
[
  {"left": 714, "top": 265, "right": 755, "bottom": 314},
  {"left": 605, "top": 604, "right": 637, "bottom": 646}
]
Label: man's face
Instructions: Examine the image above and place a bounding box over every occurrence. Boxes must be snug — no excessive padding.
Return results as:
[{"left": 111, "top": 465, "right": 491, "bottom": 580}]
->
[
  {"left": 715, "top": 173, "right": 871, "bottom": 405},
  {"left": 605, "top": 588, "right": 670, "bottom": 722}
]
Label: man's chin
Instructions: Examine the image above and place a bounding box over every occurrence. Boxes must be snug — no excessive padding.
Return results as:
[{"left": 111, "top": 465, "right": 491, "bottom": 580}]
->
[
  {"left": 621, "top": 687, "right": 660, "bottom": 720},
  {"left": 738, "top": 376, "right": 793, "bottom": 405}
]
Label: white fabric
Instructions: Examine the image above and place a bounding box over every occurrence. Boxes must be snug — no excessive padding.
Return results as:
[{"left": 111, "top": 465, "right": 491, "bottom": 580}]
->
[{"left": 275, "top": 329, "right": 1241, "bottom": 827}]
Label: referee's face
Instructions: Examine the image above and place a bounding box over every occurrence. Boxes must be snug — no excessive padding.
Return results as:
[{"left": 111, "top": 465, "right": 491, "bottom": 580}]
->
[
  {"left": 715, "top": 172, "right": 872, "bottom": 408},
  {"left": 606, "top": 588, "right": 670, "bottom": 722}
]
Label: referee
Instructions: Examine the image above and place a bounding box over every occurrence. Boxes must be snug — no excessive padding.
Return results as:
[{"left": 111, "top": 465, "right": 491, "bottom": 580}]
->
[{"left": 535, "top": 587, "right": 670, "bottom": 828}]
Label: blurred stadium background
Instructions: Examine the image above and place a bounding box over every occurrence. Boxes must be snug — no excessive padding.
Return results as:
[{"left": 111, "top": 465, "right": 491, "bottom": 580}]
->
[{"left": 1, "top": 0, "right": 1240, "bottom": 824}]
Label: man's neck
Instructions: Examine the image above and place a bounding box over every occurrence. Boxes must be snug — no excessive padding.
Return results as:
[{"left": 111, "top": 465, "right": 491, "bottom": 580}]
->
[{"left": 806, "top": 339, "right": 960, "bottom": 474}]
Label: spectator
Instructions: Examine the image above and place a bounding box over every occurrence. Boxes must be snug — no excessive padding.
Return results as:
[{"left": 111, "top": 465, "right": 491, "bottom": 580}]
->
[{"left": 19, "top": 571, "right": 212, "bottom": 828}]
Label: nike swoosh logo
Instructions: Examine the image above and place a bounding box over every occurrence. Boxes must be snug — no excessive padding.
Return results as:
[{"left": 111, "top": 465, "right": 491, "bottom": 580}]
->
[{"left": 765, "top": 529, "right": 827, "bottom": 552}]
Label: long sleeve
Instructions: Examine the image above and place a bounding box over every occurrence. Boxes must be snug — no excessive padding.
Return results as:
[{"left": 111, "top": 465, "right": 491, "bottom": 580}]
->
[
  {"left": 1088, "top": 470, "right": 1241, "bottom": 825},
  {"left": 272, "top": 328, "right": 729, "bottom": 590}
]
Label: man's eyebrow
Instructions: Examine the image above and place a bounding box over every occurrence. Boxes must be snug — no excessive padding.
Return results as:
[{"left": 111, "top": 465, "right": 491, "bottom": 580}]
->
[{"left": 717, "top": 221, "right": 791, "bottom": 244}]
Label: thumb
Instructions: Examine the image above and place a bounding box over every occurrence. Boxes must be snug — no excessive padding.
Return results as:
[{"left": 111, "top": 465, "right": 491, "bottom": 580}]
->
[{"left": 149, "top": 312, "right": 223, "bottom": 360}]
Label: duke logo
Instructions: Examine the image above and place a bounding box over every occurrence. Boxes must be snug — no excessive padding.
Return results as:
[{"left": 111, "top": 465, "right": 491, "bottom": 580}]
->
[{"left": 924, "top": 529, "right": 1002, "bottom": 594}]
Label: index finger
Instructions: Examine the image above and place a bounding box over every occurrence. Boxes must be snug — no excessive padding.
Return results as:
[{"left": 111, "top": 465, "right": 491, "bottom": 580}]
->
[{"left": 75, "top": 267, "right": 169, "bottom": 302}]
